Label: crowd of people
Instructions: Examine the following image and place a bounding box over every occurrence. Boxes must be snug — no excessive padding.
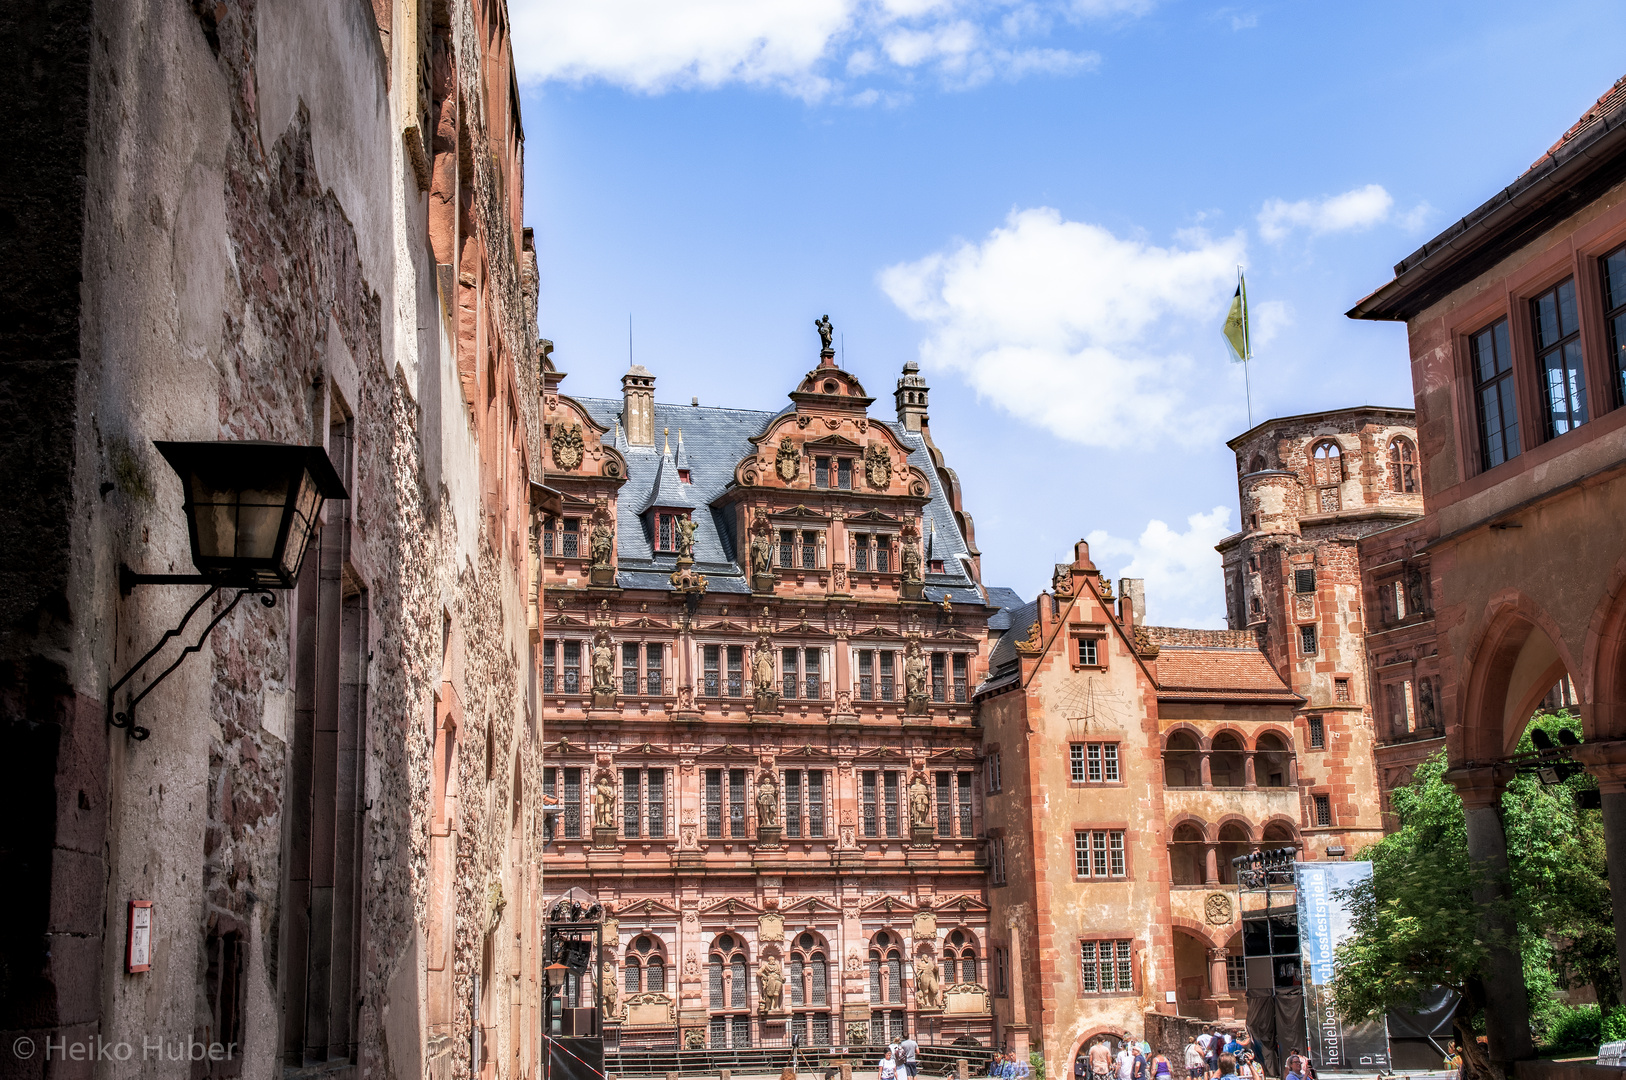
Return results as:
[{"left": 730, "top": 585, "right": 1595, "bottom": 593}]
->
[{"left": 1066, "top": 1029, "right": 1315, "bottom": 1080}]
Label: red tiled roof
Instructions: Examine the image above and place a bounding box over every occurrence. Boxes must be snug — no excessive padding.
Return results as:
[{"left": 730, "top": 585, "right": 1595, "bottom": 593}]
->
[
  {"left": 1527, "top": 74, "right": 1626, "bottom": 175},
  {"left": 1153, "top": 645, "right": 1299, "bottom": 703}
]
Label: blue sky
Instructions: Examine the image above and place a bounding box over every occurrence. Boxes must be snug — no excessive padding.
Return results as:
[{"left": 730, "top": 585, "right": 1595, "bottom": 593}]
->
[{"left": 512, "top": 0, "right": 1626, "bottom": 627}]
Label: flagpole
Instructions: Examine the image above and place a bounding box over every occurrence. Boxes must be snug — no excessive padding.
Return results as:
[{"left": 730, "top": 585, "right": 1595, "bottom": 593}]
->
[{"left": 1240, "top": 266, "right": 1253, "bottom": 429}]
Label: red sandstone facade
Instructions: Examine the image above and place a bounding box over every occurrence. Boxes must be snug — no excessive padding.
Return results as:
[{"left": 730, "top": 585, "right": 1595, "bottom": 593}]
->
[{"left": 538, "top": 345, "right": 1010, "bottom": 1050}]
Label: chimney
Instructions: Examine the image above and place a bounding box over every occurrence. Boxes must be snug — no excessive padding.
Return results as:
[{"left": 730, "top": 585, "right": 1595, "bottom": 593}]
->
[
  {"left": 1118, "top": 579, "right": 1145, "bottom": 626},
  {"left": 895, "top": 360, "right": 929, "bottom": 432},
  {"left": 622, "top": 364, "right": 655, "bottom": 446}
]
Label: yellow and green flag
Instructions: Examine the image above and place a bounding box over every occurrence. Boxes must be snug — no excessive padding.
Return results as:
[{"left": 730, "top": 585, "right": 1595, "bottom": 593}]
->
[{"left": 1222, "top": 272, "right": 1250, "bottom": 363}]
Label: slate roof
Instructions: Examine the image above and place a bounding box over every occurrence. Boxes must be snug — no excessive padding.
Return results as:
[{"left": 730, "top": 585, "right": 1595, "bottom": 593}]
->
[
  {"left": 573, "top": 394, "right": 984, "bottom": 598},
  {"left": 1151, "top": 641, "right": 1300, "bottom": 704}
]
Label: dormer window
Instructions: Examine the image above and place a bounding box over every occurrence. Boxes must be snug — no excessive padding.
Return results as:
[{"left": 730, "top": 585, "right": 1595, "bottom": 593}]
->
[
  {"left": 678, "top": 469, "right": 691, "bottom": 483},
  {"left": 654, "top": 512, "right": 685, "bottom": 553},
  {"left": 929, "top": 559, "right": 945, "bottom": 574}
]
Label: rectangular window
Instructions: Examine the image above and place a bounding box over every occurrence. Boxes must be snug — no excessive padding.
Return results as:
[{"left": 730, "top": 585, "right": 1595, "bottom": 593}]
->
[
  {"left": 622, "top": 643, "right": 640, "bottom": 696},
  {"left": 647, "top": 770, "right": 666, "bottom": 838},
  {"left": 1531, "top": 277, "right": 1588, "bottom": 437},
  {"left": 1070, "top": 744, "right": 1086, "bottom": 783},
  {"left": 542, "top": 516, "right": 556, "bottom": 556},
  {"left": 1079, "top": 939, "right": 1134, "bottom": 995},
  {"left": 957, "top": 772, "right": 972, "bottom": 836},
  {"left": 1308, "top": 714, "right": 1325, "bottom": 749},
  {"left": 1088, "top": 743, "right": 1101, "bottom": 782},
  {"left": 1334, "top": 678, "right": 1350, "bottom": 703},
  {"left": 1076, "top": 637, "right": 1099, "bottom": 666},
  {"left": 883, "top": 771, "right": 900, "bottom": 837},
  {"left": 1102, "top": 743, "right": 1120, "bottom": 782},
  {"left": 988, "top": 836, "right": 1006, "bottom": 884},
  {"left": 858, "top": 651, "right": 874, "bottom": 701},
  {"left": 562, "top": 517, "right": 580, "bottom": 558},
  {"left": 1073, "top": 831, "right": 1089, "bottom": 877},
  {"left": 862, "top": 771, "right": 878, "bottom": 837},
  {"left": 853, "top": 533, "right": 869, "bottom": 572},
  {"left": 1471, "top": 318, "right": 1521, "bottom": 469},
  {"left": 931, "top": 653, "right": 946, "bottom": 702},
  {"left": 879, "top": 651, "right": 895, "bottom": 701},
  {"left": 808, "top": 770, "right": 826, "bottom": 837},
  {"left": 658, "top": 514, "right": 673, "bottom": 552},
  {"left": 1071, "top": 742, "right": 1119, "bottom": 783},
  {"left": 1300, "top": 624, "right": 1318, "bottom": 656},
  {"left": 1227, "top": 955, "right": 1246, "bottom": 990},
  {"left": 1603, "top": 244, "right": 1626, "bottom": 407},
  {"left": 623, "top": 768, "right": 640, "bottom": 838},
  {"left": 726, "top": 646, "right": 743, "bottom": 697},
  {"left": 542, "top": 639, "right": 555, "bottom": 693},
  {"left": 953, "top": 654, "right": 968, "bottom": 703},
  {"left": 785, "top": 771, "right": 802, "bottom": 838},
  {"left": 561, "top": 767, "right": 582, "bottom": 838},
  {"left": 987, "top": 751, "right": 1001, "bottom": 793},
  {"left": 838, "top": 458, "right": 852, "bottom": 489},
  {"left": 729, "top": 769, "right": 747, "bottom": 837},
  {"left": 937, "top": 773, "right": 953, "bottom": 837},
  {"left": 562, "top": 641, "right": 581, "bottom": 693},
  {"left": 645, "top": 643, "right": 663, "bottom": 696},
  {"left": 804, "top": 648, "right": 821, "bottom": 700},
  {"left": 1092, "top": 831, "right": 1108, "bottom": 876},
  {"left": 815, "top": 456, "right": 830, "bottom": 487},
  {"left": 779, "top": 529, "right": 795, "bottom": 569},
  {"left": 876, "top": 539, "right": 889, "bottom": 574},
  {"left": 1073, "top": 830, "right": 1127, "bottom": 879},
  {"left": 1313, "top": 793, "right": 1332, "bottom": 827},
  {"left": 783, "top": 647, "right": 800, "bottom": 699},
  {"left": 1395, "top": 580, "right": 1408, "bottom": 620},
  {"left": 1294, "top": 568, "right": 1316, "bottom": 594},
  {"left": 703, "top": 645, "right": 720, "bottom": 697},
  {"left": 802, "top": 530, "right": 818, "bottom": 570},
  {"left": 705, "top": 769, "right": 722, "bottom": 838}
]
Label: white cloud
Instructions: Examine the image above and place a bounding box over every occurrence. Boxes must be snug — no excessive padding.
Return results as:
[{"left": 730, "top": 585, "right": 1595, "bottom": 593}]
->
[
  {"left": 879, "top": 207, "right": 1245, "bottom": 449},
  {"left": 510, "top": 0, "right": 1120, "bottom": 97},
  {"left": 1086, "top": 507, "right": 1233, "bottom": 628},
  {"left": 1250, "top": 299, "right": 1291, "bottom": 350},
  {"left": 1257, "top": 184, "right": 1397, "bottom": 242}
]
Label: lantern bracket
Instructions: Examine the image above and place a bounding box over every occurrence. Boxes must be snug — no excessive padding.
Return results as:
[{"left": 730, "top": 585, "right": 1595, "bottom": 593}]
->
[
  {"left": 107, "top": 583, "right": 276, "bottom": 740},
  {"left": 118, "top": 564, "right": 259, "bottom": 596}
]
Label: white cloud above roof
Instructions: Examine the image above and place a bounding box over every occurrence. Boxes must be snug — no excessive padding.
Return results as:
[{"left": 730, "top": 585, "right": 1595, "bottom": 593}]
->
[
  {"left": 1256, "top": 184, "right": 1419, "bottom": 242},
  {"left": 1086, "top": 506, "right": 1233, "bottom": 629},
  {"left": 879, "top": 206, "right": 1245, "bottom": 449}
]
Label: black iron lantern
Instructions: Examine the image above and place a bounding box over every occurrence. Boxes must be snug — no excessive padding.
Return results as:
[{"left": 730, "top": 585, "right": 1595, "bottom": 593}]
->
[{"left": 154, "top": 440, "right": 347, "bottom": 588}]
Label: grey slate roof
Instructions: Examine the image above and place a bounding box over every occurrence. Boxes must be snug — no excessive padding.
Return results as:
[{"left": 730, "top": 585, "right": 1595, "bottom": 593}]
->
[
  {"left": 573, "top": 395, "right": 985, "bottom": 597},
  {"left": 983, "top": 599, "right": 1037, "bottom": 674}
]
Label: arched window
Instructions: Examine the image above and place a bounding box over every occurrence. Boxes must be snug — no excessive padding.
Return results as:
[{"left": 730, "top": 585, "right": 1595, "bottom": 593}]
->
[
  {"left": 625, "top": 934, "right": 663, "bottom": 993},
  {"left": 1255, "top": 733, "right": 1292, "bottom": 788},
  {"left": 1249, "top": 453, "right": 1267, "bottom": 473},
  {"left": 868, "top": 931, "right": 903, "bottom": 1004},
  {"left": 1387, "top": 437, "right": 1417, "bottom": 493},
  {"left": 1168, "top": 823, "right": 1205, "bottom": 886},
  {"left": 1210, "top": 732, "right": 1246, "bottom": 788},
  {"left": 1311, "top": 441, "right": 1343, "bottom": 511},
  {"left": 944, "top": 928, "right": 978, "bottom": 985},
  {"left": 709, "top": 932, "right": 750, "bottom": 1039},
  {"left": 1163, "top": 731, "right": 1201, "bottom": 788},
  {"left": 1216, "top": 823, "right": 1251, "bottom": 884}
]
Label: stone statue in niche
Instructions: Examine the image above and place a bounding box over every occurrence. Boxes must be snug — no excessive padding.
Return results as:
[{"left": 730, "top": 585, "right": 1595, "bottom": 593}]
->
[
  {"left": 914, "top": 952, "right": 942, "bottom": 1009},
  {"left": 750, "top": 533, "right": 773, "bottom": 576},
  {"left": 1418, "top": 677, "right": 1438, "bottom": 730},
  {"left": 901, "top": 542, "right": 922, "bottom": 584},
  {"left": 904, "top": 640, "right": 929, "bottom": 714},
  {"left": 593, "top": 772, "right": 616, "bottom": 827},
  {"left": 675, "top": 515, "right": 697, "bottom": 561},
  {"left": 775, "top": 437, "right": 801, "bottom": 482},
  {"left": 756, "top": 772, "right": 780, "bottom": 829},
  {"left": 600, "top": 960, "right": 619, "bottom": 1015},
  {"left": 815, "top": 315, "right": 834, "bottom": 353},
  {"left": 591, "top": 635, "right": 615, "bottom": 695},
  {"left": 758, "top": 955, "right": 785, "bottom": 1013},
  {"left": 590, "top": 521, "right": 614, "bottom": 569},
  {"left": 1406, "top": 565, "right": 1427, "bottom": 614},
  {"left": 754, "top": 637, "right": 776, "bottom": 696},
  {"left": 908, "top": 772, "right": 932, "bottom": 829}
]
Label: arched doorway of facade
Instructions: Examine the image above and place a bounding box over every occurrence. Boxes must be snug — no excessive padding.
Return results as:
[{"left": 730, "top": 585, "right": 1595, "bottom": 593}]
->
[{"left": 1172, "top": 926, "right": 1224, "bottom": 1019}]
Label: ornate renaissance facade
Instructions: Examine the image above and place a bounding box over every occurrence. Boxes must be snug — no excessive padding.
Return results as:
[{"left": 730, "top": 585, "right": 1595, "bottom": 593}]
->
[{"left": 538, "top": 333, "right": 1016, "bottom": 1049}]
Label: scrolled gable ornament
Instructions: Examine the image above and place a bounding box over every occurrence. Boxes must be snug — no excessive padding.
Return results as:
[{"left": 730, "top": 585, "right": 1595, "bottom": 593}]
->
[
  {"left": 551, "top": 421, "right": 585, "bottom": 471},
  {"left": 863, "top": 443, "right": 892, "bottom": 489},
  {"left": 775, "top": 437, "right": 801, "bottom": 483}
]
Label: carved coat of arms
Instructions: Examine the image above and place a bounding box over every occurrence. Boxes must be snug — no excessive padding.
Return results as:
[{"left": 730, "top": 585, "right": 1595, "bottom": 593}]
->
[
  {"left": 552, "top": 422, "right": 585, "bottom": 471},
  {"left": 775, "top": 437, "right": 800, "bottom": 482},
  {"left": 864, "top": 443, "right": 892, "bottom": 489}
]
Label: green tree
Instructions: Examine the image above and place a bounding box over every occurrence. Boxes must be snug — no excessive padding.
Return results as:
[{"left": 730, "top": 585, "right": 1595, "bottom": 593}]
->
[{"left": 1329, "top": 713, "right": 1611, "bottom": 1079}]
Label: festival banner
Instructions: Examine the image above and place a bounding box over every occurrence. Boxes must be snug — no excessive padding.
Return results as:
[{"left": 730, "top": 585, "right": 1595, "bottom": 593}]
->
[{"left": 1295, "top": 862, "right": 1391, "bottom": 1070}]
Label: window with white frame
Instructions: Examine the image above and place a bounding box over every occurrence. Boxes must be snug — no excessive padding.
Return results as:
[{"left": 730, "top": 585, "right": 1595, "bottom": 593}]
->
[
  {"left": 1073, "top": 829, "right": 1127, "bottom": 879},
  {"left": 1070, "top": 742, "right": 1120, "bottom": 783}
]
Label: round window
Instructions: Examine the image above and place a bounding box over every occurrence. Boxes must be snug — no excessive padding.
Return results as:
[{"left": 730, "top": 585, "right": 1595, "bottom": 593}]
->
[{"left": 823, "top": 380, "right": 838, "bottom": 394}]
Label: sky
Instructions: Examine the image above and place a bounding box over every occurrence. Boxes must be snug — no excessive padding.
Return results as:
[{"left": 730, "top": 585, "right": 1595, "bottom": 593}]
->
[{"left": 510, "top": 0, "right": 1626, "bottom": 628}]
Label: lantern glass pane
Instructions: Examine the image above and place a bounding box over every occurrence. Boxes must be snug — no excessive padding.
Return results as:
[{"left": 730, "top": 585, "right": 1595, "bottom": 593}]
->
[
  {"left": 188, "top": 473, "right": 291, "bottom": 562},
  {"left": 279, "top": 470, "right": 324, "bottom": 580}
]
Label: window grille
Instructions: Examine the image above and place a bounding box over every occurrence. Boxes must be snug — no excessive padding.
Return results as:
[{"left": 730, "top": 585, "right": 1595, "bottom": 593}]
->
[
  {"left": 936, "top": 772, "right": 952, "bottom": 836},
  {"left": 703, "top": 645, "right": 720, "bottom": 697},
  {"left": 645, "top": 644, "right": 663, "bottom": 695},
  {"left": 932, "top": 653, "right": 946, "bottom": 702},
  {"left": 862, "top": 771, "right": 877, "bottom": 837},
  {"left": 804, "top": 649, "right": 821, "bottom": 700},
  {"left": 726, "top": 646, "right": 743, "bottom": 697},
  {"left": 808, "top": 771, "right": 825, "bottom": 837},
  {"left": 957, "top": 772, "right": 973, "bottom": 836},
  {"left": 542, "top": 639, "right": 555, "bottom": 693},
  {"left": 1308, "top": 715, "right": 1325, "bottom": 749},
  {"left": 953, "top": 654, "right": 968, "bottom": 703},
  {"left": 1300, "top": 624, "right": 1318, "bottom": 656},
  {"left": 562, "top": 641, "right": 580, "bottom": 693},
  {"left": 880, "top": 651, "right": 895, "bottom": 701},
  {"left": 562, "top": 518, "right": 580, "bottom": 558},
  {"left": 883, "top": 771, "right": 899, "bottom": 837},
  {"left": 647, "top": 770, "right": 665, "bottom": 838},
  {"left": 561, "top": 767, "right": 581, "bottom": 838},
  {"left": 622, "top": 769, "right": 640, "bottom": 838},
  {"left": 1314, "top": 793, "right": 1332, "bottom": 827},
  {"left": 786, "top": 770, "right": 802, "bottom": 838},
  {"left": 729, "top": 769, "right": 746, "bottom": 837},
  {"left": 622, "top": 643, "right": 639, "bottom": 696},
  {"left": 705, "top": 769, "right": 722, "bottom": 838},
  {"left": 1294, "top": 568, "right": 1316, "bottom": 594}
]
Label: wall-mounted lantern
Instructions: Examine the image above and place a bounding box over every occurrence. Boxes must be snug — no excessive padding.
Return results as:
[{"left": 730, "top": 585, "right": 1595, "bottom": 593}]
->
[{"left": 109, "top": 440, "right": 347, "bottom": 739}]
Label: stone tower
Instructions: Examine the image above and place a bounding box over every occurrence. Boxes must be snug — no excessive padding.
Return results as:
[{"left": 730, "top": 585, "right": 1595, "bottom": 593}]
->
[
  {"left": 623, "top": 363, "right": 656, "bottom": 446},
  {"left": 894, "top": 359, "right": 929, "bottom": 432}
]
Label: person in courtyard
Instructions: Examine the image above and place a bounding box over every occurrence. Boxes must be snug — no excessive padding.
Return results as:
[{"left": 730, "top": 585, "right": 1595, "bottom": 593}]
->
[
  {"left": 1185, "top": 1035, "right": 1206, "bottom": 1080},
  {"left": 1151, "top": 1047, "right": 1172, "bottom": 1080},
  {"left": 1116, "top": 1039, "right": 1135, "bottom": 1080},
  {"left": 881, "top": 1046, "right": 899, "bottom": 1080},
  {"left": 1217, "top": 1053, "right": 1238, "bottom": 1080},
  {"left": 1090, "top": 1036, "right": 1114, "bottom": 1080},
  {"left": 902, "top": 1035, "right": 919, "bottom": 1079}
]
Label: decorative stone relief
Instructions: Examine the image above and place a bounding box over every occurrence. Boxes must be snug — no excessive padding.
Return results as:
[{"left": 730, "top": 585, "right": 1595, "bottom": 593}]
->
[
  {"left": 1205, "top": 892, "right": 1234, "bottom": 925},
  {"left": 864, "top": 443, "right": 892, "bottom": 488},
  {"left": 775, "top": 437, "right": 800, "bottom": 482},
  {"left": 911, "top": 910, "right": 937, "bottom": 941},
  {"left": 552, "top": 422, "right": 585, "bottom": 471},
  {"left": 758, "top": 911, "right": 785, "bottom": 943}
]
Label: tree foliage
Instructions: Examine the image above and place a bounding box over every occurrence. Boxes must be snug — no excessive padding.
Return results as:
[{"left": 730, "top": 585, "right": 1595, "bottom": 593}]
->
[{"left": 1329, "top": 712, "right": 1611, "bottom": 1076}]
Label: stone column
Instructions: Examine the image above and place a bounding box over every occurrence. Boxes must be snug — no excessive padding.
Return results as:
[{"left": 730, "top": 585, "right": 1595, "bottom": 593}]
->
[
  {"left": 1207, "top": 947, "right": 1230, "bottom": 1000},
  {"left": 1204, "top": 845, "right": 1219, "bottom": 885},
  {"left": 1573, "top": 738, "right": 1626, "bottom": 998},
  {"left": 1006, "top": 919, "right": 1030, "bottom": 1057},
  {"left": 1445, "top": 764, "right": 1531, "bottom": 1065}
]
